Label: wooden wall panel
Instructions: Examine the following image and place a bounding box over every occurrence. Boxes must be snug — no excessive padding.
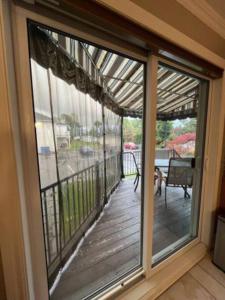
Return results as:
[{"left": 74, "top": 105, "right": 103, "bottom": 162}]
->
[
  {"left": 0, "top": 2, "right": 29, "bottom": 299},
  {"left": 0, "top": 250, "right": 7, "bottom": 300},
  {"left": 220, "top": 173, "right": 225, "bottom": 210},
  {"left": 219, "top": 130, "right": 225, "bottom": 210}
]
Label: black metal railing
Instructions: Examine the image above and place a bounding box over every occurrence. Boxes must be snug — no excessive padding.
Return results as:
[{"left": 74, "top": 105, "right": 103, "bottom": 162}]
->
[
  {"left": 123, "top": 150, "right": 141, "bottom": 176},
  {"left": 155, "top": 148, "right": 181, "bottom": 159},
  {"left": 106, "top": 154, "right": 121, "bottom": 195},
  {"left": 42, "top": 148, "right": 179, "bottom": 283},
  {"left": 41, "top": 153, "right": 120, "bottom": 285},
  {"left": 122, "top": 148, "right": 180, "bottom": 176}
]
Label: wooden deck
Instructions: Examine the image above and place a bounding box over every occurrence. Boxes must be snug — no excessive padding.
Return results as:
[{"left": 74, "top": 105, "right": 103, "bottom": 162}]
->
[{"left": 51, "top": 178, "right": 191, "bottom": 300}]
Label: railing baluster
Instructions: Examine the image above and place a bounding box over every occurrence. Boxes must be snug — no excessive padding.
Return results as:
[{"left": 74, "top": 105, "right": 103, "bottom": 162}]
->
[
  {"left": 85, "top": 169, "right": 89, "bottom": 216},
  {"left": 66, "top": 179, "right": 71, "bottom": 239},
  {"left": 81, "top": 174, "right": 85, "bottom": 222},
  {"left": 43, "top": 191, "right": 51, "bottom": 264},
  {"left": 77, "top": 175, "right": 82, "bottom": 226},
  {"left": 91, "top": 166, "right": 94, "bottom": 210},
  {"left": 88, "top": 168, "right": 91, "bottom": 213},
  {"left": 52, "top": 186, "right": 59, "bottom": 254},
  {"left": 95, "top": 162, "right": 100, "bottom": 211},
  {"left": 72, "top": 176, "right": 77, "bottom": 230},
  {"left": 60, "top": 183, "right": 66, "bottom": 245}
]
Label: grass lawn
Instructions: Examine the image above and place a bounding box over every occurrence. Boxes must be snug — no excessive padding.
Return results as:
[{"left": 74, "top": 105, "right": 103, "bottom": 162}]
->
[
  {"left": 61, "top": 177, "right": 97, "bottom": 242},
  {"left": 70, "top": 139, "right": 100, "bottom": 151},
  {"left": 44, "top": 159, "right": 121, "bottom": 251}
]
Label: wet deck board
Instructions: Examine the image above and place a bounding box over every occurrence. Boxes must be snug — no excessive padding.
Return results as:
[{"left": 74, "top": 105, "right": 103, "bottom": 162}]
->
[{"left": 51, "top": 179, "right": 191, "bottom": 300}]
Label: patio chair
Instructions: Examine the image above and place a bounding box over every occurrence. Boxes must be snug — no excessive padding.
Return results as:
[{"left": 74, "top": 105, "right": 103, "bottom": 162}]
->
[
  {"left": 165, "top": 157, "right": 194, "bottom": 207},
  {"left": 131, "top": 153, "right": 141, "bottom": 192},
  {"left": 155, "top": 167, "right": 167, "bottom": 196},
  {"left": 133, "top": 161, "right": 160, "bottom": 193}
]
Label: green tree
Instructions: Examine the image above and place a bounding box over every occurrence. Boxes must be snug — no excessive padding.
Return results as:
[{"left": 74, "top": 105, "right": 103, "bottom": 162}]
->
[
  {"left": 173, "top": 118, "right": 197, "bottom": 137},
  {"left": 89, "top": 120, "right": 103, "bottom": 137},
  {"left": 61, "top": 113, "right": 80, "bottom": 139},
  {"left": 181, "top": 118, "right": 197, "bottom": 134},
  {"left": 123, "top": 118, "right": 142, "bottom": 144},
  {"left": 156, "top": 121, "right": 173, "bottom": 147}
]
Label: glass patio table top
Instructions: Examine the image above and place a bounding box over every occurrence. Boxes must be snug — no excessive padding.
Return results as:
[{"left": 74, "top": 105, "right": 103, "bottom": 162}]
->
[{"left": 155, "top": 159, "right": 169, "bottom": 168}]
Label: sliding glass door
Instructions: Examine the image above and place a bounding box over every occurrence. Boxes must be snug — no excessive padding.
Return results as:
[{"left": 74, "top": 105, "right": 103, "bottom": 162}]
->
[
  {"left": 13, "top": 9, "right": 211, "bottom": 298},
  {"left": 27, "top": 21, "right": 145, "bottom": 299},
  {"left": 152, "top": 62, "right": 208, "bottom": 264}
]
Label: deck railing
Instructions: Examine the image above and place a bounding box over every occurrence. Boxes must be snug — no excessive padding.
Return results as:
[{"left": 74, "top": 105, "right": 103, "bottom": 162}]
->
[
  {"left": 106, "top": 154, "right": 121, "bottom": 195},
  {"left": 155, "top": 148, "right": 181, "bottom": 159},
  {"left": 123, "top": 148, "right": 180, "bottom": 176},
  {"left": 42, "top": 148, "right": 179, "bottom": 283},
  {"left": 41, "top": 153, "right": 120, "bottom": 285},
  {"left": 123, "top": 150, "right": 141, "bottom": 176}
]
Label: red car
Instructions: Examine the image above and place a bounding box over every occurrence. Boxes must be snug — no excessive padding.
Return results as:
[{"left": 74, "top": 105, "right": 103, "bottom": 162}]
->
[{"left": 124, "top": 142, "right": 137, "bottom": 150}]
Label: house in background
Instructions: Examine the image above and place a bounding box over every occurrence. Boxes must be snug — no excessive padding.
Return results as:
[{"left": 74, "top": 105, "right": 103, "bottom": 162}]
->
[
  {"left": 35, "top": 112, "right": 71, "bottom": 153},
  {"left": 1, "top": 1, "right": 225, "bottom": 300},
  {"left": 167, "top": 132, "right": 196, "bottom": 156}
]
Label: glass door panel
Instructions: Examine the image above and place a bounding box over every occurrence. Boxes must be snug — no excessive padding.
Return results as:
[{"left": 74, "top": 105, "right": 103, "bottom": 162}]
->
[
  {"left": 27, "top": 21, "right": 145, "bottom": 299},
  {"left": 152, "top": 62, "right": 208, "bottom": 264}
]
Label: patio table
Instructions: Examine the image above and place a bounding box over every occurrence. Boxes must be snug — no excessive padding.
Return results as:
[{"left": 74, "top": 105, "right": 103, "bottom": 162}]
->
[
  {"left": 134, "top": 158, "right": 169, "bottom": 192},
  {"left": 154, "top": 159, "right": 169, "bottom": 168},
  {"left": 154, "top": 159, "right": 169, "bottom": 196}
]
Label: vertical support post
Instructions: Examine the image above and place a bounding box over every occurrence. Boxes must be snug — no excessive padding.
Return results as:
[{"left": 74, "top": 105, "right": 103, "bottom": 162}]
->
[
  {"left": 101, "top": 101, "right": 107, "bottom": 204},
  {"left": 142, "top": 55, "right": 158, "bottom": 279},
  {"left": 121, "top": 115, "right": 125, "bottom": 179},
  {"left": 95, "top": 162, "right": 101, "bottom": 213}
]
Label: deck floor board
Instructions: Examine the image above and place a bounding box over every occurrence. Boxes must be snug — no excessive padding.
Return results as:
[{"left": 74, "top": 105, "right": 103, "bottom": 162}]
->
[{"left": 51, "top": 178, "right": 191, "bottom": 300}]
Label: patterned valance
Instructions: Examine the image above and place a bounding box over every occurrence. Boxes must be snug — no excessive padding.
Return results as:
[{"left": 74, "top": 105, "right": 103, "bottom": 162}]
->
[{"left": 28, "top": 23, "right": 123, "bottom": 116}]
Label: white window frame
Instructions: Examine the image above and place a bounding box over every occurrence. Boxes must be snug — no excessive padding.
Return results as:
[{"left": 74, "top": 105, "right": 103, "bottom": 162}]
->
[{"left": 4, "top": 2, "right": 225, "bottom": 300}]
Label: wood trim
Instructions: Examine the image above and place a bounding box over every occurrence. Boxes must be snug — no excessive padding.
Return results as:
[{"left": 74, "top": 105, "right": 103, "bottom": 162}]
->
[
  {"left": 220, "top": 172, "right": 225, "bottom": 211},
  {"left": 200, "top": 74, "right": 225, "bottom": 247},
  {"left": 0, "top": 2, "right": 29, "bottom": 299},
  {"left": 219, "top": 128, "right": 225, "bottom": 210},
  {"left": 13, "top": 0, "right": 148, "bottom": 62},
  {"left": 96, "top": 0, "right": 225, "bottom": 73},
  {"left": 0, "top": 250, "right": 7, "bottom": 300},
  {"left": 13, "top": 0, "right": 224, "bottom": 77},
  {"left": 63, "top": 0, "right": 223, "bottom": 78},
  {"left": 177, "top": 0, "right": 225, "bottom": 40},
  {"left": 117, "top": 243, "right": 207, "bottom": 300},
  {"left": 12, "top": 5, "right": 49, "bottom": 299},
  {"left": 142, "top": 55, "right": 158, "bottom": 278}
]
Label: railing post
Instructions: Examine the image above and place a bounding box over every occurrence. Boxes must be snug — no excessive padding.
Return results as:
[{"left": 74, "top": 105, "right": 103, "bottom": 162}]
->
[
  {"left": 95, "top": 161, "right": 101, "bottom": 212},
  {"left": 120, "top": 116, "right": 125, "bottom": 178}
]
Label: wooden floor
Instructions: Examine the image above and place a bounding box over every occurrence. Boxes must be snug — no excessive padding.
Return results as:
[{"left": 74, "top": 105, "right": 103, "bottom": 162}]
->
[
  {"left": 51, "top": 178, "right": 192, "bottom": 300},
  {"left": 157, "top": 256, "right": 225, "bottom": 300}
]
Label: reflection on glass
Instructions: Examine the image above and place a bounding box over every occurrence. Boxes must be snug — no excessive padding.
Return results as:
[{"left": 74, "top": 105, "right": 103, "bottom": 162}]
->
[
  {"left": 152, "top": 63, "right": 208, "bottom": 264},
  {"left": 28, "top": 22, "right": 144, "bottom": 299}
]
